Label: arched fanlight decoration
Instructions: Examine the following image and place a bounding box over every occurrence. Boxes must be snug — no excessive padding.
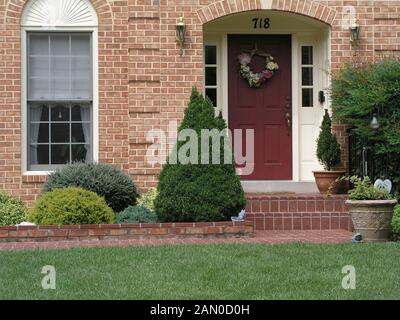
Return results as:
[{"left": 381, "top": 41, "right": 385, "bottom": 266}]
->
[{"left": 21, "top": 0, "right": 98, "bottom": 27}]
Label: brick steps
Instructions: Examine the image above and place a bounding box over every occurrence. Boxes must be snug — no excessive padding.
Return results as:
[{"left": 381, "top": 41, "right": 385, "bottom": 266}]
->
[{"left": 245, "top": 193, "right": 351, "bottom": 231}]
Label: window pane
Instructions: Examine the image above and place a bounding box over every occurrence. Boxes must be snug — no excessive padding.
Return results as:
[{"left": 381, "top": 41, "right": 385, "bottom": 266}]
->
[
  {"left": 30, "top": 123, "right": 49, "bottom": 143},
  {"left": 205, "top": 67, "right": 217, "bottom": 86},
  {"left": 301, "top": 46, "right": 313, "bottom": 65},
  {"left": 29, "top": 56, "right": 49, "bottom": 78},
  {"left": 29, "top": 35, "right": 48, "bottom": 55},
  {"left": 28, "top": 35, "right": 50, "bottom": 100},
  {"left": 302, "top": 67, "right": 313, "bottom": 86},
  {"left": 71, "top": 123, "right": 86, "bottom": 143},
  {"left": 71, "top": 104, "right": 82, "bottom": 121},
  {"left": 51, "top": 104, "right": 70, "bottom": 122},
  {"left": 71, "top": 35, "right": 91, "bottom": 100},
  {"left": 30, "top": 144, "right": 49, "bottom": 165},
  {"left": 72, "top": 144, "right": 88, "bottom": 162},
  {"left": 205, "top": 46, "right": 216, "bottom": 65},
  {"left": 52, "top": 56, "right": 70, "bottom": 99},
  {"left": 205, "top": 88, "right": 217, "bottom": 107},
  {"left": 302, "top": 88, "right": 313, "bottom": 107},
  {"left": 30, "top": 104, "right": 49, "bottom": 121},
  {"left": 71, "top": 35, "right": 91, "bottom": 56},
  {"left": 71, "top": 56, "right": 91, "bottom": 99},
  {"left": 29, "top": 78, "right": 49, "bottom": 100},
  {"left": 51, "top": 124, "right": 70, "bottom": 143},
  {"left": 51, "top": 145, "right": 70, "bottom": 164},
  {"left": 50, "top": 35, "right": 69, "bottom": 56}
]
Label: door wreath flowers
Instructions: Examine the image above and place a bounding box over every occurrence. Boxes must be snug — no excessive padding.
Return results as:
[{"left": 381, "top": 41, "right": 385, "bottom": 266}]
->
[{"left": 238, "top": 51, "right": 279, "bottom": 88}]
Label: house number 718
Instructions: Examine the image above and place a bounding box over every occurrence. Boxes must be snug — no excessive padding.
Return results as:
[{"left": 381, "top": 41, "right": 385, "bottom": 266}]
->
[{"left": 252, "top": 18, "right": 270, "bottom": 29}]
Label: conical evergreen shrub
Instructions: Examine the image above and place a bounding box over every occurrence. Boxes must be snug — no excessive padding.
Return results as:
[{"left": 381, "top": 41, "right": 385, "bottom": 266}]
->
[
  {"left": 154, "top": 87, "right": 246, "bottom": 222},
  {"left": 316, "top": 110, "right": 341, "bottom": 170}
]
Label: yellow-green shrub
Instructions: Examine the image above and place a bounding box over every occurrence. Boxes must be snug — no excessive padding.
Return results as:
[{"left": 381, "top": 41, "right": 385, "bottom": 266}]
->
[{"left": 28, "top": 187, "right": 115, "bottom": 225}]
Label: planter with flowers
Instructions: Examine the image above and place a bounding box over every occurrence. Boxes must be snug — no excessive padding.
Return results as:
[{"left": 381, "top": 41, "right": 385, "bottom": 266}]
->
[{"left": 346, "top": 176, "right": 397, "bottom": 242}]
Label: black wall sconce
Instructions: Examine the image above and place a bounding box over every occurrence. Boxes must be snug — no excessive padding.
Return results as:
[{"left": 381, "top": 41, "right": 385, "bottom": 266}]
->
[
  {"left": 176, "top": 16, "right": 186, "bottom": 56},
  {"left": 318, "top": 90, "right": 325, "bottom": 105},
  {"left": 349, "top": 19, "right": 361, "bottom": 47}
]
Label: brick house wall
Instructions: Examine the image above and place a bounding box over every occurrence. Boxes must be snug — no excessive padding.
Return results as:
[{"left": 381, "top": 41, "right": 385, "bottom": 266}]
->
[{"left": 0, "top": 0, "right": 399, "bottom": 205}]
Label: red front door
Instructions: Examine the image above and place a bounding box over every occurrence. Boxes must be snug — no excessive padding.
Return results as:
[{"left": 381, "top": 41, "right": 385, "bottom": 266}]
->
[{"left": 228, "top": 35, "right": 292, "bottom": 180}]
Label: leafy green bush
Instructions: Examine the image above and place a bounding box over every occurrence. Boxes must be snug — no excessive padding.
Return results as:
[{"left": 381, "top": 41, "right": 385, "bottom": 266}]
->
[
  {"left": 348, "top": 176, "right": 392, "bottom": 200},
  {"left": 43, "top": 162, "right": 138, "bottom": 212},
  {"left": 155, "top": 87, "right": 246, "bottom": 222},
  {"left": 116, "top": 206, "right": 158, "bottom": 224},
  {"left": 137, "top": 188, "right": 158, "bottom": 212},
  {"left": 0, "top": 192, "right": 26, "bottom": 226},
  {"left": 28, "top": 187, "right": 115, "bottom": 225},
  {"left": 316, "top": 110, "right": 341, "bottom": 170},
  {"left": 391, "top": 205, "right": 400, "bottom": 241},
  {"left": 331, "top": 59, "right": 400, "bottom": 191}
]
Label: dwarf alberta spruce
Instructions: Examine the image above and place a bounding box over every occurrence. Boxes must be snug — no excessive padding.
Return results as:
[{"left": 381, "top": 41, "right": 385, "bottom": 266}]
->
[{"left": 154, "top": 87, "right": 246, "bottom": 222}]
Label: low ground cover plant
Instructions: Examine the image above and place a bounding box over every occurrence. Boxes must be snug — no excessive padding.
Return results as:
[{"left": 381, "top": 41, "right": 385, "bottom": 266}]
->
[{"left": 116, "top": 206, "right": 158, "bottom": 224}]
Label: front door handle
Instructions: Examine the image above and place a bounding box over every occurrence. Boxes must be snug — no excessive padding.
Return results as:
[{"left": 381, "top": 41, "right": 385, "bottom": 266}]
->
[{"left": 285, "top": 112, "right": 291, "bottom": 129}]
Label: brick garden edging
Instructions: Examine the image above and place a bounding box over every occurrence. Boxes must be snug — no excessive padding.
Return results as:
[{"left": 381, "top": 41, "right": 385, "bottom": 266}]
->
[{"left": 0, "top": 221, "right": 253, "bottom": 243}]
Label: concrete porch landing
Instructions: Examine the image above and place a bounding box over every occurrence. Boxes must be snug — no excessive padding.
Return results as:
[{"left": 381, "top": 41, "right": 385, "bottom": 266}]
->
[{"left": 245, "top": 193, "right": 351, "bottom": 231}]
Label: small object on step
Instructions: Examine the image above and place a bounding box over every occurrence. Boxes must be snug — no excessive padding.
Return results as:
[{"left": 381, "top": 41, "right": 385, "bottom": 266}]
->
[
  {"left": 16, "top": 221, "right": 36, "bottom": 227},
  {"left": 374, "top": 178, "right": 392, "bottom": 193},
  {"left": 231, "top": 209, "right": 246, "bottom": 222},
  {"left": 352, "top": 233, "right": 363, "bottom": 243}
]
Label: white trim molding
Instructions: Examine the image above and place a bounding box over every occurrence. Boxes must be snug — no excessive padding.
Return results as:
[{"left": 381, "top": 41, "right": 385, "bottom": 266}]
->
[
  {"left": 21, "top": 0, "right": 99, "bottom": 175},
  {"left": 22, "top": 0, "right": 98, "bottom": 27}
]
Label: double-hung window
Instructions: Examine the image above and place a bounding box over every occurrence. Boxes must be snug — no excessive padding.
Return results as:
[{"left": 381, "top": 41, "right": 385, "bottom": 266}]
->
[{"left": 27, "top": 33, "right": 93, "bottom": 170}]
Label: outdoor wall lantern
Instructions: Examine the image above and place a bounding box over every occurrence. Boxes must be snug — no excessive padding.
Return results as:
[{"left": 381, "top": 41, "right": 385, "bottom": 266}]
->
[
  {"left": 370, "top": 113, "right": 380, "bottom": 130},
  {"left": 349, "top": 19, "right": 361, "bottom": 46},
  {"left": 176, "top": 16, "right": 186, "bottom": 56}
]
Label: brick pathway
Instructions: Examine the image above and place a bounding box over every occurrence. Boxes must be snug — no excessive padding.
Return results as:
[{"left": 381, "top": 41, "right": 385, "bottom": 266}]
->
[{"left": 0, "top": 230, "right": 352, "bottom": 251}]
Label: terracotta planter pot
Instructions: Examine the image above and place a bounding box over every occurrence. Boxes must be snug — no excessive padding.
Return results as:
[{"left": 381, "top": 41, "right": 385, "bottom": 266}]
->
[
  {"left": 313, "top": 170, "right": 346, "bottom": 194},
  {"left": 346, "top": 200, "right": 398, "bottom": 242}
]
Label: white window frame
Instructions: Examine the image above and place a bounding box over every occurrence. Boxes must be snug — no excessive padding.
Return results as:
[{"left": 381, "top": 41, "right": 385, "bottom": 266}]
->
[
  {"left": 21, "top": 26, "right": 99, "bottom": 175},
  {"left": 203, "top": 36, "right": 222, "bottom": 116}
]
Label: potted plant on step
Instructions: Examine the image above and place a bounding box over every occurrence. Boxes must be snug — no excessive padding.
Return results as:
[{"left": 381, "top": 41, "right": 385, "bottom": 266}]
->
[
  {"left": 346, "top": 176, "right": 397, "bottom": 242},
  {"left": 313, "top": 110, "right": 346, "bottom": 194}
]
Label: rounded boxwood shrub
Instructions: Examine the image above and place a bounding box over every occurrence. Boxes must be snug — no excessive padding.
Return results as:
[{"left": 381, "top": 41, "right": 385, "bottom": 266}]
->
[
  {"left": 0, "top": 192, "right": 27, "bottom": 226},
  {"left": 391, "top": 205, "right": 400, "bottom": 241},
  {"left": 28, "top": 187, "right": 115, "bottom": 225},
  {"left": 116, "top": 206, "right": 158, "bottom": 224},
  {"left": 43, "top": 162, "right": 138, "bottom": 212},
  {"left": 155, "top": 87, "right": 246, "bottom": 222}
]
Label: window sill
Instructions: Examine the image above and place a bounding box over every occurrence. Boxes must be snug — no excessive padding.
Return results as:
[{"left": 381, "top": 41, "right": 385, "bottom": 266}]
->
[{"left": 22, "top": 172, "right": 51, "bottom": 183}]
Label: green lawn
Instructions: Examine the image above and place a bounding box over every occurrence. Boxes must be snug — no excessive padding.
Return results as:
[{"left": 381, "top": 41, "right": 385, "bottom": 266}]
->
[{"left": 0, "top": 243, "right": 399, "bottom": 300}]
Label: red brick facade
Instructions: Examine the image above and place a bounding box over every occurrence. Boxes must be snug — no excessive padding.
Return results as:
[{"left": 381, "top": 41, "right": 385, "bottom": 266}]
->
[{"left": 0, "top": 0, "right": 400, "bottom": 205}]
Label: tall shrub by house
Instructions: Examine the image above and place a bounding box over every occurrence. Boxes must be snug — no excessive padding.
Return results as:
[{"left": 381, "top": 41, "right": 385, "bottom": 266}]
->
[
  {"left": 154, "top": 87, "right": 245, "bottom": 222},
  {"left": 43, "top": 162, "right": 138, "bottom": 212},
  {"left": 316, "top": 110, "right": 341, "bottom": 171},
  {"left": 331, "top": 59, "right": 400, "bottom": 192}
]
